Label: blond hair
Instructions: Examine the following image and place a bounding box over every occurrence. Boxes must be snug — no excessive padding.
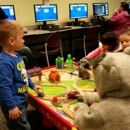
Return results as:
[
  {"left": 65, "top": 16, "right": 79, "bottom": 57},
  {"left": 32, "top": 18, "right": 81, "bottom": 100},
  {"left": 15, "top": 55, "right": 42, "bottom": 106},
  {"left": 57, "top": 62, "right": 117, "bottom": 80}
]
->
[{"left": 0, "top": 20, "right": 23, "bottom": 46}]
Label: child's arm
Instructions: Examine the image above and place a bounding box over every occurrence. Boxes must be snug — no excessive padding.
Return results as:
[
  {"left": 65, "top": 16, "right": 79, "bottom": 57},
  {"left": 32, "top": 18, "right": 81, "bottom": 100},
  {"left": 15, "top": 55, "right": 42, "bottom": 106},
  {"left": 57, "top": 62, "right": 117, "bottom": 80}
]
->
[
  {"left": 73, "top": 91, "right": 101, "bottom": 129},
  {"left": 74, "top": 102, "right": 102, "bottom": 130},
  {"left": 83, "top": 91, "right": 100, "bottom": 105},
  {"left": 33, "top": 85, "right": 42, "bottom": 93},
  {"left": 27, "top": 76, "right": 42, "bottom": 93},
  {"left": 0, "top": 65, "right": 17, "bottom": 110},
  {"left": 85, "top": 47, "right": 105, "bottom": 59},
  {"left": 74, "top": 90, "right": 100, "bottom": 105}
]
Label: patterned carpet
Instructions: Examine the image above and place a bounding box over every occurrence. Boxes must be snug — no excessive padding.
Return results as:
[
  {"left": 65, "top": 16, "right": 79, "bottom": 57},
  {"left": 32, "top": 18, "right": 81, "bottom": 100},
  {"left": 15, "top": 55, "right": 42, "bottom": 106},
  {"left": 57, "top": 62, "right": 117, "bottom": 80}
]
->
[{"left": 0, "top": 108, "right": 8, "bottom": 130}]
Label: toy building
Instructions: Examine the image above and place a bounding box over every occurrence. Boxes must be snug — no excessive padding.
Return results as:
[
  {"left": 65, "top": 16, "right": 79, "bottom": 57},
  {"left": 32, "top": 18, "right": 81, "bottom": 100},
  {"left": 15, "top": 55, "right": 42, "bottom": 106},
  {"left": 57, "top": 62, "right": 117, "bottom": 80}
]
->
[
  {"left": 49, "top": 69, "right": 60, "bottom": 83},
  {"left": 26, "top": 67, "right": 42, "bottom": 81},
  {"left": 78, "top": 59, "right": 90, "bottom": 80}
]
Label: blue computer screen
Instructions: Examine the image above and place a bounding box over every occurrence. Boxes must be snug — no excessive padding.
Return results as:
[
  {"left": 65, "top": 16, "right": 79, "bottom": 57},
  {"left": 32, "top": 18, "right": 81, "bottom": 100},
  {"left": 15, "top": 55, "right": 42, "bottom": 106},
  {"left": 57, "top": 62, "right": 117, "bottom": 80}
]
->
[
  {"left": 69, "top": 4, "right": 88, "bottom": 19},
  {"left": 0, "top": 5, "right": 16, "bottom": 20},
  {"left": 34, "top": 5, "right": 58, "bottom": 22},
  {"left": 93, "top": 3, "right": 109, "bottom": 17}
]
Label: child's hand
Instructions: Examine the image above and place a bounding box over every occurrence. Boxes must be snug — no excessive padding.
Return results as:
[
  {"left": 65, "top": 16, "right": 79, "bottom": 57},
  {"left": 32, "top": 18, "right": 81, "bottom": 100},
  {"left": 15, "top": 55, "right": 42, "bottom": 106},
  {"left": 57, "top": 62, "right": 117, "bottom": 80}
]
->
[
  {"left": 33, "top": 85, "right": 42, "bottom": 93},
  {"left": 9, "top": 107, "right": 22, "bottom": 120},
  {"left": 84, "top": 55, "right": 89, "bottom": 59},
  {"left": 74, "top": 89, "right": 85, "bottom": 97},
  {"left": 115, "top": 8, "right": 119, "bottom": 13}
]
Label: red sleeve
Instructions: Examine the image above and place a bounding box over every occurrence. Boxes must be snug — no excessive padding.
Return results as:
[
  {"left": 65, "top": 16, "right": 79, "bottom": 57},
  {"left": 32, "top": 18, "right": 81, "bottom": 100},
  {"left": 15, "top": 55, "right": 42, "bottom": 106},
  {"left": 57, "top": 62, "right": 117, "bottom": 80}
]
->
[{"left": 87, "top": 47, "right": 105, "bottom": 59}]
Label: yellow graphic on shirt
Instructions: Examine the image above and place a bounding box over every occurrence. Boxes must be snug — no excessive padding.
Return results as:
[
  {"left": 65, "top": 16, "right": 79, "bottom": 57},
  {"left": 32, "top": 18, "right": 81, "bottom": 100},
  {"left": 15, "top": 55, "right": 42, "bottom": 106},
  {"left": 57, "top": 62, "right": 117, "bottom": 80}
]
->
[
  {"left": 17, "top": 61, "right": 25, "bottom": 71},
  {"left": 16, "top": 61, "right": 29, "bottom": 93},
  {"left": 18, "top": 86, "right": 28, "bottom": 93}
]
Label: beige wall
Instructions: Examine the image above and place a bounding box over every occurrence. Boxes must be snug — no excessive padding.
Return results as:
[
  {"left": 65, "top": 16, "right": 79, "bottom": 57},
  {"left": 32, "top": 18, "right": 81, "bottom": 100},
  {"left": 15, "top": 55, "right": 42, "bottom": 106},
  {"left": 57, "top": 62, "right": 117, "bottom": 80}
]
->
[{"left": 0, "top": 0, "right": 121, "bottom": 26}]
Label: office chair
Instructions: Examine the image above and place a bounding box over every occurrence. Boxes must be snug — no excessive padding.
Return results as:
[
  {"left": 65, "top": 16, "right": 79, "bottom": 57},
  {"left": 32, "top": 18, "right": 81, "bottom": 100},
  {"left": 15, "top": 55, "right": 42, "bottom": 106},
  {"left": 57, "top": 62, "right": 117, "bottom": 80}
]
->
[
  {"left": 83, "top": 26, "right": 100, "bottom": 56},
  {"left": 100, "top": 19, "right": 114, "bottom": 35},
  {"left": 32, "top": 31, "right": 63, "bottom": 66},
  {"left": 72, "top": 26, "right": 100, "bottom": 57}
]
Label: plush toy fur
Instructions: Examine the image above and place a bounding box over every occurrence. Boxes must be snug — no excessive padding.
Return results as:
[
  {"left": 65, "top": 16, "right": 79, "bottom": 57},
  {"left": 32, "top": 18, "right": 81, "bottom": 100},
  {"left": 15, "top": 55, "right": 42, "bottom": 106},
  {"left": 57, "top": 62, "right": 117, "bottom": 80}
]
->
[{"left": 74, "top": 47, "right": 130, "bottom": 130}]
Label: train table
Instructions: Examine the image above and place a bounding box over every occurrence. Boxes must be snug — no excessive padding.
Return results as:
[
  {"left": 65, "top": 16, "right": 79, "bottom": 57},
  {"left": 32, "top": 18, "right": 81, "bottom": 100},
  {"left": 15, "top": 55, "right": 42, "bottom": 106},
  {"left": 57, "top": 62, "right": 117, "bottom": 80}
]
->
[{"left": 27, "top": 65, "right": 95, "bottom": 130}]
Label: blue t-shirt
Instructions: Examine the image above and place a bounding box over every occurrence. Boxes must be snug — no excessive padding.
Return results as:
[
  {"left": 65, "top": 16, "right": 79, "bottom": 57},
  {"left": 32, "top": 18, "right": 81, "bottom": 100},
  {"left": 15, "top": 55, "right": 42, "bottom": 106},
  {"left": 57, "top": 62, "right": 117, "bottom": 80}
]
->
[{"left": 0, "top": 51, "right": 35, "bottom": 110}]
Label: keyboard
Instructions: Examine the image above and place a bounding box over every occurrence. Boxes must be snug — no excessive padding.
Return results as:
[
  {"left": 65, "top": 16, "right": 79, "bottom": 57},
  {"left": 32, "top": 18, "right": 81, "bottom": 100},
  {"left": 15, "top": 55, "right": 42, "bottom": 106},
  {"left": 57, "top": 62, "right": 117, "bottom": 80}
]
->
[{"left": 49, "top": 27, "right": 71, "bottom": 31}]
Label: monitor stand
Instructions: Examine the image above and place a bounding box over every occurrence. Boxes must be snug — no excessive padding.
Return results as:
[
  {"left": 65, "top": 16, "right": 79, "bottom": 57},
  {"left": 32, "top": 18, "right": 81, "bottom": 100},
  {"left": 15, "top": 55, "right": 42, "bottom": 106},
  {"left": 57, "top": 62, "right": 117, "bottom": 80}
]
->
[
  {"left": 93, "top": 16, "right": 105, "bottom": 25},
  {"left": 73, "top": 18, "right": 85, "bottom": 26},
  {"left": 41, "top": 21, "right": 54, "bottom": 30},
  {"left": 39, "top": 21, "right": 60, "bottom": 30}
]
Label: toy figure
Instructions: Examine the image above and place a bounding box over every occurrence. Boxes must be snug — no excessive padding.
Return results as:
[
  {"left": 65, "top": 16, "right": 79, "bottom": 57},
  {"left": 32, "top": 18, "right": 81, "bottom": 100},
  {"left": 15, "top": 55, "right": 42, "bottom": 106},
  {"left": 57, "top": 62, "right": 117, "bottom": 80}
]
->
[
  {"left": 38, "top": 88, "right": 44, "bottom": 97},
  {"left": 55, "top": 56, "right": 64, "bottom": 69},
  {"left": 78, "top": 58, "right": 90, "bottom": 79},
  {"left": 66, "top": 54, "right": 73, "bottom": 69},
  {"left": 52, "top": 96, "right": 58, "bottom": 103}
]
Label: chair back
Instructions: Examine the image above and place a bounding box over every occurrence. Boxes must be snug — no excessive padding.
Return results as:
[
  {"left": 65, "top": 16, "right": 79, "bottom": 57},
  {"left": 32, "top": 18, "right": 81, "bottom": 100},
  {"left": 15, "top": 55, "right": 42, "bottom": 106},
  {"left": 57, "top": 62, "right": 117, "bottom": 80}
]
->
[
  {"left": 100, "top": 19, "right": 114, "bottom": 35},
  {"left": 85, "top": 26, "right": 100, "bottom": 40},
  {"left": 46, "top": 31, "right": 61, "bottom": 48}
]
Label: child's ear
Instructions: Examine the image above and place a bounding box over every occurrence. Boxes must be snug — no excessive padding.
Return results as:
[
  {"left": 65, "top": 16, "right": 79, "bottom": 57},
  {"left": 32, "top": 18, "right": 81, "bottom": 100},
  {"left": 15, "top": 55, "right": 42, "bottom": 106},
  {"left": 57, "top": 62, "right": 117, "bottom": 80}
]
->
[
  {"left": 8, "top": 37, "right": 15, "bottom": 46},
  {"left": 123, "top": 47, "right": 130, "bottom": 55}
]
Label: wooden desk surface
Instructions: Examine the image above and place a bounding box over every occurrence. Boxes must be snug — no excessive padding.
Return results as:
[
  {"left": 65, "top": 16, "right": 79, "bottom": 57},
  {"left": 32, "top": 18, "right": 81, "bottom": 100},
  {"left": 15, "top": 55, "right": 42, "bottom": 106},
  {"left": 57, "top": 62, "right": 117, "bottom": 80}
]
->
[{"left": 24, "top": 25, "right": 98, "bottom": 36}]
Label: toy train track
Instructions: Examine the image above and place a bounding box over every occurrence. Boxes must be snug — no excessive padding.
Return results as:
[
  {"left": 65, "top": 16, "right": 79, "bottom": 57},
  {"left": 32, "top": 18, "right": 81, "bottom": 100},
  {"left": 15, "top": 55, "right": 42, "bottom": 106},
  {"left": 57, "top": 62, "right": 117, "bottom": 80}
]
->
[
  {"left": 36, "top": 82, "right": 71, "bottom": 101},
  {"left": 31, "top": 68, "right": 94, "bottom": 120},
  {"left": 40, "top": 83, "right": 71, "bottom": 92},
  {"left": 62, "top": 103, "right": 74, "bottom": 119},
  {"left": 39, "top": 96, "right": 67, "bottom": 101}
]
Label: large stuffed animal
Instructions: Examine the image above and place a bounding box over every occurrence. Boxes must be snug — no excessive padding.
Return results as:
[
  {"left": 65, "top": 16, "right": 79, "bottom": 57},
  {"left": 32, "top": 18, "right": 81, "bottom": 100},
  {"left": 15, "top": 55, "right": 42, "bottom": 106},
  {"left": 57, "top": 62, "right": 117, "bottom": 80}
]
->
[{"left": 74, "top": 48, "right": 130, "bottom": 130}]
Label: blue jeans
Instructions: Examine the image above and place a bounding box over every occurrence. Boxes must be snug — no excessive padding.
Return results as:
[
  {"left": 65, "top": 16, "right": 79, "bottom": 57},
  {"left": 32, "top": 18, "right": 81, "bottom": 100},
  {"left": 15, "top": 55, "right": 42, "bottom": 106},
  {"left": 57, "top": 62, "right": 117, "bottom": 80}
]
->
[{"left": 1, "top": 103, "right": 31, "bottom": 130}]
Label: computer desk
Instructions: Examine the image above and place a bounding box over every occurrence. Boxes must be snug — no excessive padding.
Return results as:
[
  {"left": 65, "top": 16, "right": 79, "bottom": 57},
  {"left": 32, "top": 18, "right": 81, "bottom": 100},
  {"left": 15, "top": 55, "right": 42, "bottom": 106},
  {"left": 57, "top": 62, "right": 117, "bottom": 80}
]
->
[
  {"left": 24, "top": 26, "right": 86, "bottom": 36},
  {"left": 24, "top": 25, "right": 100, "bottom": 57}
]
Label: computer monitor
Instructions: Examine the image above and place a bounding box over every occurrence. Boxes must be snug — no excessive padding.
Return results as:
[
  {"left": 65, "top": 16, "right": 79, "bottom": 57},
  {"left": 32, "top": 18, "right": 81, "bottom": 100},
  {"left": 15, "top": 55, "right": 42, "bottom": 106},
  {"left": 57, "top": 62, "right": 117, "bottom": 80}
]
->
[
  {"left": 93, "top": 3, "right": 109, "bottom": 17},
  {"left": 0, "top": 5, "right": 16, "bottom": 20},
  {"left": 34, "top": 4, "right": 58, "bottom": 25},
  {"left": 69, "top": 3, "right": 88, "bottom": 23}
]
